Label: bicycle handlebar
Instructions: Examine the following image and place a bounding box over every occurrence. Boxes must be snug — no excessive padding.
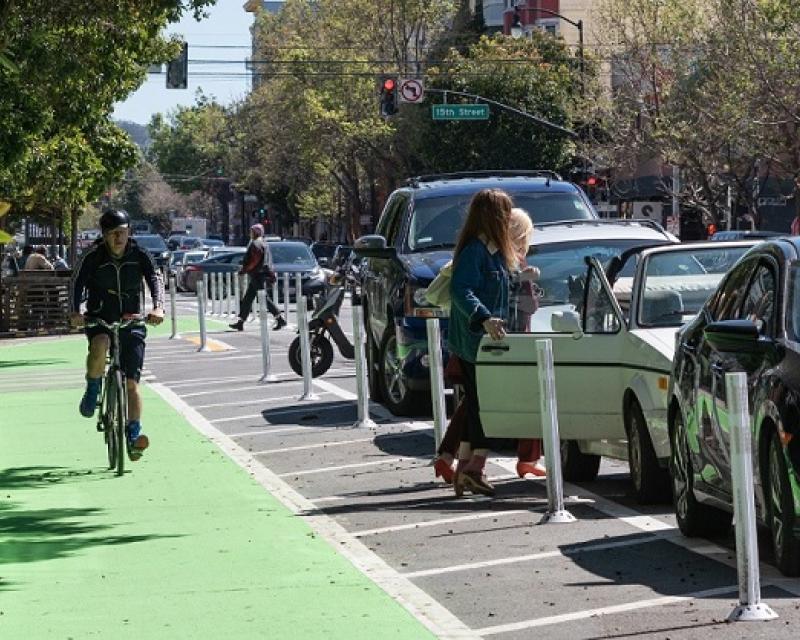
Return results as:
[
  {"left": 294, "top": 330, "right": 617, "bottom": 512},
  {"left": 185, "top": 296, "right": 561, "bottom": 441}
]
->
[{"left": 84, "top": 315, "right": 145, "bottom": 331}]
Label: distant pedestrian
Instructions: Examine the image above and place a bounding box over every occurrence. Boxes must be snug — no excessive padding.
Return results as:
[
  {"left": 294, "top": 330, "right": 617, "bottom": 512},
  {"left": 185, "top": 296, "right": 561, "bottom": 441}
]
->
[
  {"left": 229, "top": 223, "right": 286, "bottom": 331},
  {"left": 17, "top": 244, "right": 33, "bottom": 270},
  {"left": 448, "top": 188, "right": 515, "bottom": 497},
  {"left": 52, "top": 252, "right": 70, "bottom": 270},
  {"left": 25, "top": 245, "right": 54, "bottom": 270}
]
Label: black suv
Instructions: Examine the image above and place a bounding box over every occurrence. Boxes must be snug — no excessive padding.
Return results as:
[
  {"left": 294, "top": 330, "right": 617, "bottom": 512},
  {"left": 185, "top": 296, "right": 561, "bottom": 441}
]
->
[{"left": 355, "top": 170, "right": 598, "bottom": 415}]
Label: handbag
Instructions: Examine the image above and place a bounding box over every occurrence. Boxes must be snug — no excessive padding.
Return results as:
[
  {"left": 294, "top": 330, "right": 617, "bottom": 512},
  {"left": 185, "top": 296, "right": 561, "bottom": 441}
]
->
[{"left": 425, "top": 260, "right": 453, "bottom": 309}]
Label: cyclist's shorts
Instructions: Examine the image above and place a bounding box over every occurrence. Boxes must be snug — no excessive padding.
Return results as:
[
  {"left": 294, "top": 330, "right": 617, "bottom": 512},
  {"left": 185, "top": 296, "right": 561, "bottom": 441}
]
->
[{"left": 85, "top": 325, "right": 147, "bottom": 382}]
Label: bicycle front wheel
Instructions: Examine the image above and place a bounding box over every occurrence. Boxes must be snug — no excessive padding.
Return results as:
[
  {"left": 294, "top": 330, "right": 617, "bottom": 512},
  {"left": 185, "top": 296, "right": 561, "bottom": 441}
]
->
[
  {"left": 103, "top": 370, "right": 118, "bottom": 470},
  {"left": 113, "top": 370, "right": 127, "bottom": 477}
]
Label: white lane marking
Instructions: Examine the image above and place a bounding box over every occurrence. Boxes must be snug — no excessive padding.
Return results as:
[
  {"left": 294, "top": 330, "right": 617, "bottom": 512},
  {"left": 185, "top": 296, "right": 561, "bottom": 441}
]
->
[
  {"left": 352, "top": 510, "right": 530, "bottom": 538},
  {"left": 225, "top": 426, "right": 317, "bottom": 437},
  {"left": 251, "top": 437, "right": 375, "bottom": 455},
  {"left": 162, "top": 368, "right": 354, "bottom": 387},
  {"left": 148, "top": 383, "right": 478, "bottom": 640},
  {"left": 402, "top": 533, "right": 671, "bottom": 579},
  {"left": 278, "top": 458, "right": 414, "bottom": 477},
  {"left": 195, "top": 393, "right": 331, "bottom": 409},
  {"left": 181, "top": 382, "right": 301, "bottom": 398},
  {"left": 210, "top": 413, "right": 266, "bottom": 424},
  {"left": 177, "top": 352, "right": 288, "bottom": 363},
  {"left": 313, "top": 378, "right": 356, "bottom": 400},
  {"left": 475, "top": 584, "right": 738, "bottom": 635}
]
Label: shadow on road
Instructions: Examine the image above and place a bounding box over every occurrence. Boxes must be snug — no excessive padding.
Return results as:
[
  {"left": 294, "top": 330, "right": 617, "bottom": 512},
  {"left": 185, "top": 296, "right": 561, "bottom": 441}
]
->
[{"left": 0, "top": 359, "right": 69, "bottom": 369}]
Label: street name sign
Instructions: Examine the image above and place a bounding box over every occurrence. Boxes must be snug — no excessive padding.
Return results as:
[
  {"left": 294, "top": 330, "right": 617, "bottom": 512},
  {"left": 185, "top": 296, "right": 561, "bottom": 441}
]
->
[{"left": 432, "top": 104, "right": 490, "bottom": 120}]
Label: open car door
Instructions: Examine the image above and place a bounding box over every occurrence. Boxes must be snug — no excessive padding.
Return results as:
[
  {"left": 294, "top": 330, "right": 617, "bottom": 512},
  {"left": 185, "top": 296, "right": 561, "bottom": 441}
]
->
[{"left": 477, "top": 257, "right": 628, "bottom": 440}]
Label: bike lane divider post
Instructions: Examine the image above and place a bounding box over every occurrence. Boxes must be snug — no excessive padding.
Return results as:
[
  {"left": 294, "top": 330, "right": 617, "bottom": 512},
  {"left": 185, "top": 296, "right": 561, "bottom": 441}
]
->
[
  {"left": 216, "top": 272, "right": 224, "bottom": 316},
  {"left": 725, "top": 372, "right": 778, "bottom": 622},
  {"left": 225, "top": 272, "right": 233, "bottom": 316},
  {"left": 297, "top": 294, "right": 319, "bottom": 401},
  {"left": 351, "top": 305, "right": 377, "bottom": 429},
  {"left": 425, "top": 318, "right": 446, "bottom": 452},
  {"left": 196, "top": 286, "right": 210, "bottom": 352},
  {"left": 257, "top": 290, "right": 278, "bottom": 383},
  {"left": 295, "top": 272, "right": 303, "bottom": 322},
  {"left": 202, "top": 274, "right": 210, "bottom": 315},
  {"left": 272, "top": 279, "right": 279, "bottom": 314},
  {"left": 233, "top": 272, "right": 241, "bottom": 317},
  {"left": 283, "top": 272, "right": 290, "bottom": 321},
  {"left": 209, "top": 270, "right": 217, "bottom": 315},
  {"left": 169, "top": 275, "right": 180, "bottom": 340},
  {"left": 535, "top": 338, "right": 576, "bottom": 524}
]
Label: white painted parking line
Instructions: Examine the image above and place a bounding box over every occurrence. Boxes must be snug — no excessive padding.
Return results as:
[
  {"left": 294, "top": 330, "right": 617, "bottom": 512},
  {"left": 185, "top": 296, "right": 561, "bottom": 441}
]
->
[
  {"left": 194, "top": 393, "right": 331, "bottom": 410},
  {"left": 148, "top": 383, "right": 479, "bottom": 640},
  {"left": 251, "top": 437, "right": 375, "bottom": 455},
  {"left": 225, "top": 426, "right": 318, "bottom": 438},
  {"left": 278, "top": 457, "right": 414, "bottom": 477},
  {"left": 210, "top": 413, "right": 267, "bottom": 424},
  {"left": 313, "top": 378, "right": 356, "bottom": 400},
  {"left": 352, "top": 510, "right": 530, "bottom": 538},
  {"left": 475, "top": 584, "right": 738, "bottom": 635},
  {"left": 162, "top": 368, "right": 355, "bottom": 387},
  {"left": 181, "top": 382, "right": 301, "bottom": 398},
  {"left": 402, "top": 533, "right": 671, "bottom": 579}
]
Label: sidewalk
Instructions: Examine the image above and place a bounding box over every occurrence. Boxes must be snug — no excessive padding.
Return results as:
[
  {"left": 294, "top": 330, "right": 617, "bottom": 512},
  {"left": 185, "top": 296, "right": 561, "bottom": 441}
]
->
[{"left": 0, "top": 334, "right": 435, "bottom": 639}]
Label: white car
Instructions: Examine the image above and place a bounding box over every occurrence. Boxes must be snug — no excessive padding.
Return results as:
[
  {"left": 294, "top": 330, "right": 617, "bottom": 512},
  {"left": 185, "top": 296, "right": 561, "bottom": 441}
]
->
[{"left": 477, "top": 229, "right": 759, "bottom": 503}]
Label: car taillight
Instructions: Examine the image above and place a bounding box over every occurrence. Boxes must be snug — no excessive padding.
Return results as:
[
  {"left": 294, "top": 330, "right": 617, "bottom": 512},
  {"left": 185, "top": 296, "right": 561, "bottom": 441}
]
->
[{"left": 404, "top": 283, "right": 447, "bottom": 318}]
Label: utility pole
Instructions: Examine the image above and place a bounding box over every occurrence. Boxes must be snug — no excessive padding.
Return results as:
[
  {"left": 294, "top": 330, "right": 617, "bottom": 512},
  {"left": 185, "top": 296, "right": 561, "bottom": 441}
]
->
[{"left": 672, "top": 165, "right": 681, "bottom": 237}]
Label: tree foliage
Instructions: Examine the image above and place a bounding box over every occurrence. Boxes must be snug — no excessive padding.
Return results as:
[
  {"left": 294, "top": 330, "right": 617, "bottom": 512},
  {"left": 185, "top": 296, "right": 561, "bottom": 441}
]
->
[{"left": 0, "top": 0, "right": 216, "bottom": 224}]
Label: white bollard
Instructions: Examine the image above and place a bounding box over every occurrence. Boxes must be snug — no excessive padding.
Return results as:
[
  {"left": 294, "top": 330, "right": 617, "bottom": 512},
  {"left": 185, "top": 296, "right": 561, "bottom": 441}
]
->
[
  {"left": 209, "top": 271, "right": 217, "bottom": 315},
  {"left": 225, "top": 272, "right": 233, "bottom": 316},
  {"left": 216, "top": 272, "right": 224, "bottom": 316},
  {"left": 202, "top": 274, "right": 210, "bottom": 316},
  {"left": 295, "top": 271, "right": 303, "bottom": 319},
  {"left": 536, "top": 339, "right": 576, "bottom": 524},
  {"left": 726, "top": 372, "right": 778, "bottom": 622},
  {"left": 196, "top": 287, "right": 210, "bottom": 352},
  {"left": 426, "top": 318, "right": 446, "bottom": 450},
  {"left": 233, "top": 273, "right": 241, "bottom": 317},
  {"left": 272, "top": 279, "right": 279, "bottom": 314},
  {"left": 169, "top": 275, "right": 180, "bottom": 339},
  {"left": 257, "top": 290, "right": 277, "bottom": 383},
  {"left": 351, "top": 306, "right": 377, "bottom": 429},
  {"left": 283, "top": 272, "right": 290, "bottom": 321},
  {"left": 297, "top": 294, "right": 319, "bottom": 401}
]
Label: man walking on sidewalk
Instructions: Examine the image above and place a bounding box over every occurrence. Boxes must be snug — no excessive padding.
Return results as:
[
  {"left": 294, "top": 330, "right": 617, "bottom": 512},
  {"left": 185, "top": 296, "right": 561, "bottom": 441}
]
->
[{"left": 230, "top": 223, "right": 286, "bottom": 331}]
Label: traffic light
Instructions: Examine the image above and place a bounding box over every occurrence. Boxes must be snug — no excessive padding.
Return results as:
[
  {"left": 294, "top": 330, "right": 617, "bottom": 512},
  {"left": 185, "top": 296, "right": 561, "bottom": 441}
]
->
[
  {"left": 379, "top": 76, "right": 399, "bottom": 117},
  {"left": 166, "top": 42, "right": 188, "bottom": 89}
]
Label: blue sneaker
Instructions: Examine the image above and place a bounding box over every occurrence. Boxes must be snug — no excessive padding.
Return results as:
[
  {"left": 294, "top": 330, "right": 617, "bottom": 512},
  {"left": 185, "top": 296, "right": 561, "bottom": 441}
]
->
[
  {"left": 79, "top": 379, "right": 102, "bottom": 418},
  {"left": 126, "top": 421, "right": 149, "bottom": 461}
]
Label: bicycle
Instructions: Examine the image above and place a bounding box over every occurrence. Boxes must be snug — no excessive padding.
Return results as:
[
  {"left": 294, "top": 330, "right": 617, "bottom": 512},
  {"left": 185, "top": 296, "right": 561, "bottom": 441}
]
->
[{"left": 85, "top": 315, "right": 144, "bottom": 476}]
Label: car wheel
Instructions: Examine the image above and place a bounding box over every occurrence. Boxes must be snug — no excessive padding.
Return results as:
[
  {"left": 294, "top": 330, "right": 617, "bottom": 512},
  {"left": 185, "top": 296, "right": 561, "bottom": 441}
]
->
[
  {"left": 670, "top": 410, "right": 731, "bottom": 537},
  {"left": 626, "top": 399, "right": 671, "bottom": 504},
  {"left": 378, "top": 326, "right": 425, "bottom": 416},
  {"left": 560, "top": 440, "right": 600, "bottom": 482},
  {"left": 768, "top": 430, "right": 800, "bottom": 576}
]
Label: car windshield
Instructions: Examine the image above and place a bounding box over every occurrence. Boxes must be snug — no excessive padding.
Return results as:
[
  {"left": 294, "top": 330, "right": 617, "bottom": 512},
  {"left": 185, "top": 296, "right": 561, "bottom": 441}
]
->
[
  {"left": 185, "top": 253, "right": 206, "bottom": 264},
  {"left": 527, "top": 239, "right": 666, "bottom": 306},
  {"left": 312, "top": 244, "right": 337, "bottom": 259},
  {"left": 408, "top": 191, "right": 594, "bottom": 251},
  {"left": 638, "top": 246, "right": 750, "bottom": 327},
  {"left": 135, "top": 236, "right": 167, "bottom": 251},
  {"left": 202, "top": 239, "right": 224, "bottom": 247},
  {"left": 269, "top": 243, "right": 316, "bottom": 266},
  {"left": 170, "top": 252, "right": 185, "bottom": 265}
]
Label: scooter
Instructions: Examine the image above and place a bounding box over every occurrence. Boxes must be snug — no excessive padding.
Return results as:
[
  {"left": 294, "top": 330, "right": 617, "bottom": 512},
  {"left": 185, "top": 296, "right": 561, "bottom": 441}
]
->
[{"left": 288, "top": 286, "right": 354, "bottom": 377}]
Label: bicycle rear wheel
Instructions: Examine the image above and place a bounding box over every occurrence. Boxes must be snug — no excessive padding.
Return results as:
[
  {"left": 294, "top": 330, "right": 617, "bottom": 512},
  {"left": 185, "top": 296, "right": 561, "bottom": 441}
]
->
[
  {"left": 102, "top": 370, "right": 118, "bottom": 470},
  {"left": 113, "top": 370, "right": 126, "bottom": 477}
]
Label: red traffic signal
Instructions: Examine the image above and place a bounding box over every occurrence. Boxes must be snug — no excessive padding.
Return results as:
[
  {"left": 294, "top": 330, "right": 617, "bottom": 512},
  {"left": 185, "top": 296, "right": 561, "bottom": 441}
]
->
[
  {"left": 379, "top": 75, "right": 399, "bottom": 118},
  {"left": 586, "top": 175, "right": 598, "bottom": 187},
  {"left": 383, "top": 78, "right": 396, "bottom": 92}
]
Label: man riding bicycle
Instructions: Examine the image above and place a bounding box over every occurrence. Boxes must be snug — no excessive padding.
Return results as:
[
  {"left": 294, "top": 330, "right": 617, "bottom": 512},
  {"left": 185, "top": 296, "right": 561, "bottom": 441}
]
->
[{"left": 69, "top": 209, "right": 165, "bottom": 461}]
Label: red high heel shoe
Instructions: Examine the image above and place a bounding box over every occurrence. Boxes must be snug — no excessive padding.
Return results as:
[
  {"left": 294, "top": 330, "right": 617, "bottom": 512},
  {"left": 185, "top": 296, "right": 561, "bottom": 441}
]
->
[
  {"left": 434, "top": 458, "right": 455, "bottom": 484},
  {"left": 516, "top": 461, "right": 546, "bottom": 478}
]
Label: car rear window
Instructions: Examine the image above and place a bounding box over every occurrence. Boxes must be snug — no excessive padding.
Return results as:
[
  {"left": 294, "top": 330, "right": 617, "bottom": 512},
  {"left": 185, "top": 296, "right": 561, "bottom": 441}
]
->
[
  {"left": 135, "top": 235, "right": 167, "bottom": 251},
  {"left": 408, "top": 191, "right": 594, "bottom": 251},
  {"left": 270, "top": 243, "right": 316, "bottom": 266}
]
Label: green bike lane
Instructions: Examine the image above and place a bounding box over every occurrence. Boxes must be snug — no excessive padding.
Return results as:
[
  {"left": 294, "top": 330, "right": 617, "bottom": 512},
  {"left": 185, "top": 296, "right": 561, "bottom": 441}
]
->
[{"left": 0, "top": 329, "right": 436, "bottom": 640}]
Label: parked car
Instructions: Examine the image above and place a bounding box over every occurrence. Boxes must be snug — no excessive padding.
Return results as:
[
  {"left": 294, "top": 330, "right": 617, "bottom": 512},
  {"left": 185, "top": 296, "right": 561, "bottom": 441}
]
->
[
  {"left": 133, "top": 234, "right": 170, "bottom": 270},
  {"left": 476, "top": 237, "right": 757, "bottom": 503},
  {"left": 310, "top": 241, "right": 338, "bottom": 267},
  {"left": 206, "top": 246, "right": 245, "bottom": 259},
  {"left": 177, "top": 250, "right": 210, "bottom": 291},
  {"left": 269, "top": 241, "right": 327, "bottom": 302},
  {"left": 167, "top": 233, "right": 187, "bottom": 251},
  {"left": 355, "top": 170, "right": 599, "bottom": 415},
  {"left": 167, "top": 250, "right": 185, "bottom": 287},
  {"left": 177, "top": 236, "right": 207, "bottom": 251},
  {"left": 669, "top": 237, "right": 800, "bottom": 576},
  {"left": 201, "top": 238, "right": 225, "bottom": 248},
  {"left": 710, "top": 230, "right": 783, "bottom": 241},
  {"left": 182, "top": 251, "right": 245, "bottom": 293}
]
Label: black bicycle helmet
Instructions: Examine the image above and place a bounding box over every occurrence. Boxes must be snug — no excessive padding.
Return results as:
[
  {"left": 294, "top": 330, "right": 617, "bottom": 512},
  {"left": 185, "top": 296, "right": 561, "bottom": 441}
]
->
[{"left": 99, "top": 209, "right": 130, "bottom": 232}]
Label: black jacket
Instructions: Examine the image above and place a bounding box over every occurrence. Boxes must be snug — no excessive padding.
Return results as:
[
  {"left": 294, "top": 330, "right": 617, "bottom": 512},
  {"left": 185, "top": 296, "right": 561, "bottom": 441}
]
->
[{"left": 70, "top": 239, "right": 164, "bottom": 322}]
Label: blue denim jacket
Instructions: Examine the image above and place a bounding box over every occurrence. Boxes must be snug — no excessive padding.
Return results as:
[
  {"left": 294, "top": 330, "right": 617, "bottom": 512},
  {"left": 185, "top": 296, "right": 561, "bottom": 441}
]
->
[{"left": 447, "top": 238, "right": 509, "bottom": 363}]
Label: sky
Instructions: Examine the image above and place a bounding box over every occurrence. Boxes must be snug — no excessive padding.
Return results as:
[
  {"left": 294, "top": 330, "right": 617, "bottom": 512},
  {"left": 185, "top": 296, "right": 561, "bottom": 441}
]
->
[{"left": 112, "top": 0, "right": 255, "bottom": 125}]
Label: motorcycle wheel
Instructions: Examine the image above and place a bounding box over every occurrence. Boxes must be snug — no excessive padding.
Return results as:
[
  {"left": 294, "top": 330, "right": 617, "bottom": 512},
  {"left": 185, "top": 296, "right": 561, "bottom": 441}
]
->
[{"left": 289, "top": 333, "right": 334, "bottom": 378}]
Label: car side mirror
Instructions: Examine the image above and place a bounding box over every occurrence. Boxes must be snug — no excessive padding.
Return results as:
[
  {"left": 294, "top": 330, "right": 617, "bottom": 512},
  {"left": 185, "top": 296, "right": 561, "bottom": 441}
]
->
[
  {"left": 551, "top": 310, "right": 583, "bottom": 338},
  {"left": 354, "top": 235, "right": 397, "bottom": 261},
  {"left": 704, "top": 319, "right": 775, "bottom": 355}
]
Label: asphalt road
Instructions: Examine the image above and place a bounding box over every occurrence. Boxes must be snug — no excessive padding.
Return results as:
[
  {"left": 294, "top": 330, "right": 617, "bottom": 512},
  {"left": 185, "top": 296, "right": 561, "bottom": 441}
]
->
[{"left": 143, "top": 290, "right": 800, "bottom": 639}]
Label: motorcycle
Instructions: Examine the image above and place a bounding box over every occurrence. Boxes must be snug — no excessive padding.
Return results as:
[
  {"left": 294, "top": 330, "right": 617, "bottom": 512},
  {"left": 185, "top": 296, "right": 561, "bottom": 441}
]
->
[{"left": 288, "top": 285, "right": 354, "bottom": 377}]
